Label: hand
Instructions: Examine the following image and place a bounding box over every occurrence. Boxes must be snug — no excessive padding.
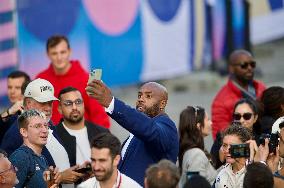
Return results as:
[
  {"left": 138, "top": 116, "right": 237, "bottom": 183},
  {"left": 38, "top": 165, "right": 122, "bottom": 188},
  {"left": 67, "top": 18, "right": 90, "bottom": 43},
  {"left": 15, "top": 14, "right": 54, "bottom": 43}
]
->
[
  {"left": 246, "top": 139, "right": 259, "bottom": 162},
  {"left": 9, "top": 100, "right": 24, "bottom": 115},
  {"left": 267, "top": 146, "right": 280, "bottom": 173},
  {"left": 60, "top": 165, "right": 85, "bottom": 184},
  {"left": 52, "top": 167, "right": 61, "bottom": 184},
  {"left": 43, "top": 166, "right": 60, "bottom": 188},
  {"left": 254, "top": 138, "right": 269, "bottom": 162},
  {"left": 86, "top": 79, "right": 113, "bottom": 107}
]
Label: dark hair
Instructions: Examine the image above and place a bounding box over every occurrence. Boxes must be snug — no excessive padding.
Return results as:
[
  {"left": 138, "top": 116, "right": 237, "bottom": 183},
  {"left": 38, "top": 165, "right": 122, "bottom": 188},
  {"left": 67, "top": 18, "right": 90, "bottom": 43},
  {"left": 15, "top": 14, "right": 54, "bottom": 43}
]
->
[
  {"left": 91, "top": 133, "right": 121, "bottom": 159},
  {"left": 145, "top": 159, "right": 180, "bottom": 188},
  {"left": 58, "top": 86, "right": 79, "bottom": 100},
  {"left": 8, "top": 70, "right": 30, "bottom": 82},
  {"left": 233, "top": 98, "right": 258, "bottom": 115},
  {"left": 178, "top": 106, "right": 206, "bottom": 170},
  {"left": 260, "top": 86, "right": 284, "bottom": 119},
  {"left": 243, "top": 162, "right": 273, "bottom": 188},
  {"left": 222, "top": 123, "right": 252, "bottom": 142},
  {"left": 46, "top": 35, "right": 70, "bottom": 51},
  {"left": 183, "top": 175, "right": 211, "bottom": 188}
]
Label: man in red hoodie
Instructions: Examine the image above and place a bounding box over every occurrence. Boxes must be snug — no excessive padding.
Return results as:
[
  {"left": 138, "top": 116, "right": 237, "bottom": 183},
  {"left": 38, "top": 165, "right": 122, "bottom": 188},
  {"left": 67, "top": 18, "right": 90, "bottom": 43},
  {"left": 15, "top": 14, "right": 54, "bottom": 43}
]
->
[
  {"left": 36, "top": 35, "right": 110, "bottom": 128},
  {"left": 211, "top": 49, "right": 266, "bottom": 140}
]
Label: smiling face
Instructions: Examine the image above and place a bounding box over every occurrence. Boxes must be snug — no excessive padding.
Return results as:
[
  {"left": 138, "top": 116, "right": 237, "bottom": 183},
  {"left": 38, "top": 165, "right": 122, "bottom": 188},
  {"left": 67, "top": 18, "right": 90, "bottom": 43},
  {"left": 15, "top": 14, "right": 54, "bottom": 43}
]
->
[
  {"left": 90, "top": 148, "right": 120, "bottom": 182},
  {"left": 47, "top": 40, "right": 71, "bottom": 75},
  {"left": 136, "top": 82, "right": 167, "bottom": 118},
  {"left": 20, "top": 116, "right": 49, "bottom": 147}
]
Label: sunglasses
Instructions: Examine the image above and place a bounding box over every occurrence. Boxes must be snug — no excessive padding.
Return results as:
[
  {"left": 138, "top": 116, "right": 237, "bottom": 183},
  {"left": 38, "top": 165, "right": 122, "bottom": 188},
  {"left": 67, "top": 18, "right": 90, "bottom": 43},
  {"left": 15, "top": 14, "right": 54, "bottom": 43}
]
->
[
  {"left": 233, "top": 113, "right": 253, "bottom": 121},
  {"left": 234, "top": 61, "right": 256, "bottom": 69}
]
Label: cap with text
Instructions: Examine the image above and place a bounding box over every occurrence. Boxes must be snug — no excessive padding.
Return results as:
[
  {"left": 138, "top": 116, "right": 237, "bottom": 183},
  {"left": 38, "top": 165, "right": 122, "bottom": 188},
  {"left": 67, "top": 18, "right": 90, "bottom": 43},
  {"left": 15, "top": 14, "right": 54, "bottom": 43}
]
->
[{"left": 24, "top": 78, "right": 59, "bottom": 102}]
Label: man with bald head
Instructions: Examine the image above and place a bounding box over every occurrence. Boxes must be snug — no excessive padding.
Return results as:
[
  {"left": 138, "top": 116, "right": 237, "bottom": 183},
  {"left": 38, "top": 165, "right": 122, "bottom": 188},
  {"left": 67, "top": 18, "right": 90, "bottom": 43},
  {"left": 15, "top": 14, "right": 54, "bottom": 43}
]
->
[
  {"left": 86, "top": 81, "right": 179, "bottom": 186},
  {"left": 211, "top": 49, "right": 266, "bottom": 140}
]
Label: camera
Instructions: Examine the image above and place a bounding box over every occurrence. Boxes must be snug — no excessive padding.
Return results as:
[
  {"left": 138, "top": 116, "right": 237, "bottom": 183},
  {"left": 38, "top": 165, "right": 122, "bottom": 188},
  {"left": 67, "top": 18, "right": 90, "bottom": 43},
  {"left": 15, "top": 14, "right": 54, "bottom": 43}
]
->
[
  {"left": 259, "top": 133, "right": 279, "bottom": 154},
  {"left": 229, "top": 143, "right": 250, "bottom": 158}
]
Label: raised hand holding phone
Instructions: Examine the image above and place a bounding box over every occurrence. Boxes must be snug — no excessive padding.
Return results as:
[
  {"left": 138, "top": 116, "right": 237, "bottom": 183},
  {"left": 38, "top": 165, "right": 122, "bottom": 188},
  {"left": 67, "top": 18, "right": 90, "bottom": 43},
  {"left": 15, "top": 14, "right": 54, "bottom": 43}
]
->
[{"left": 88, "top": 69, "right": 102, "bottom": 84}]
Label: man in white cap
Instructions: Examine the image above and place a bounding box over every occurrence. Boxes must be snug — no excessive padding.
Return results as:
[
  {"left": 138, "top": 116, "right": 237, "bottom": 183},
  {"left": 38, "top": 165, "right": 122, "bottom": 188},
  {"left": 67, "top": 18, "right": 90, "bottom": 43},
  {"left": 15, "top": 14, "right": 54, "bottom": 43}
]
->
[{"left": 0, "top": 78, "right": 84, "bottom": 187}]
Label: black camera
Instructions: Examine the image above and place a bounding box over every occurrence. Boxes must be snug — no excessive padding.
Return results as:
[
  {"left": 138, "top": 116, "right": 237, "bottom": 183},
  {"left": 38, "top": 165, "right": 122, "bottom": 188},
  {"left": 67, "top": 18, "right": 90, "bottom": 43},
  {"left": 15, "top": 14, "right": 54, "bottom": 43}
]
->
[
  {"left": 259, "top": 133, "right": 279, "bottom": 154},
  {"left": 229, "top": 143, "right": 250, "bottom": 158}
]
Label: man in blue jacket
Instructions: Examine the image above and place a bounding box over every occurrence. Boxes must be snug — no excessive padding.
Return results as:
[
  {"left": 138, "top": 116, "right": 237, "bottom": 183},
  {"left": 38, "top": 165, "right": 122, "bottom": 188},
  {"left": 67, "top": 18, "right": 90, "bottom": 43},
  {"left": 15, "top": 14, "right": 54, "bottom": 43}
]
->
[{"left": 86, "top": 81, "right": 179, "bottom": 186}]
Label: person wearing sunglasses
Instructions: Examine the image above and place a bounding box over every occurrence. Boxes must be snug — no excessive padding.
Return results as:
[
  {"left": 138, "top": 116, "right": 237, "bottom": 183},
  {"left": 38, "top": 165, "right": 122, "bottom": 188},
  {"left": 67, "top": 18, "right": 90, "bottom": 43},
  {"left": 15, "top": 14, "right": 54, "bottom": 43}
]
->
[
  {"left": 178, "top": 106, "right": 217, "bottom": 187},
  {"left": 233, "top": 99, "right": 259, "bottom": 134},
  {"left": 211, "top": 98, "right": 260, "bottom": 169},
  {"left": 0, "top": 149, "right": 18, "bottom": 188},
  {"left": 211, "top": 49, "right": 266, "bottom": 140}
]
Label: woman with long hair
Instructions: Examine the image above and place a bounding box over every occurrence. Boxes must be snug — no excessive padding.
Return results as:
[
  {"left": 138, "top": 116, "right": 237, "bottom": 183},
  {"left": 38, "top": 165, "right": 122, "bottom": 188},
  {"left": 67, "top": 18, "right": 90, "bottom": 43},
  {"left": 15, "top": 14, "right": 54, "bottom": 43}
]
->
[{"left": 178, "top": 106, "right": 217, "bottom": 187}]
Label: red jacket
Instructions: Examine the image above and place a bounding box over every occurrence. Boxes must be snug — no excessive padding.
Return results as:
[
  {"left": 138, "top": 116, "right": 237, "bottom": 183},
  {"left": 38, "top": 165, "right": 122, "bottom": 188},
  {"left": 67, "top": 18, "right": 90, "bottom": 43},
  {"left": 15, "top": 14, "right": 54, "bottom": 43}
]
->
[
  {"left": 211, "top": 79, "right": 266, "bottom": 139},
  {"left": 36, "top": 60, "right": 110, "bottom": 128}
]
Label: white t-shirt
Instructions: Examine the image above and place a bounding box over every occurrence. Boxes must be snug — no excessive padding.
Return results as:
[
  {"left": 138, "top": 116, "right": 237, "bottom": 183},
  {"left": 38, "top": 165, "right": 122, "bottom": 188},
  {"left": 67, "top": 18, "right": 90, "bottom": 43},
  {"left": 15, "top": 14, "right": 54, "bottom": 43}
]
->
[
  {"left": 46, "top": 129, "right": 74, "bottom": 188},
  {"left": 63, "top": 123, "right": 91, "bottom": 165},
  {"left": 77, "top": 170, "right": 142, "bottom": 188}
]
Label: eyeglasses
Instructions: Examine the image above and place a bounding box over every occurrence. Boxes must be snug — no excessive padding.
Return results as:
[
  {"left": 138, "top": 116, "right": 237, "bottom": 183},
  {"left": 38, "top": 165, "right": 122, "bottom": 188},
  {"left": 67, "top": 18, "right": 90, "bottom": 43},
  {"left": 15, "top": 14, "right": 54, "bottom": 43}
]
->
[
  {"left": 233, "top": 113, "right": 253, "bottom": 121},
  {"left": 29, "top": 123, "right": 49, "bottom": 130},
  {"left": 0, "top": 165, "right": 17, "bottom": 174},
  {"left": 62, "top": 99, "right": 83, "bottom": 107},
  {"left": 233, "top": 61, "right": 256, "bottom": 69}
]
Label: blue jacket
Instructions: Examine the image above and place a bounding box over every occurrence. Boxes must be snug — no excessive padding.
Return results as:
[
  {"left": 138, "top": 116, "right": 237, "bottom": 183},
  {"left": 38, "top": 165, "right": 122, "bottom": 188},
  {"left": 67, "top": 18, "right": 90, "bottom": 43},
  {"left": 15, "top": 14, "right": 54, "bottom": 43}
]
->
[
  {"left": 0, "top": 120, "right": 58, "bottom": 166},
  {"left": 111, "top": 98, "right": 179, "bottom": 186}
]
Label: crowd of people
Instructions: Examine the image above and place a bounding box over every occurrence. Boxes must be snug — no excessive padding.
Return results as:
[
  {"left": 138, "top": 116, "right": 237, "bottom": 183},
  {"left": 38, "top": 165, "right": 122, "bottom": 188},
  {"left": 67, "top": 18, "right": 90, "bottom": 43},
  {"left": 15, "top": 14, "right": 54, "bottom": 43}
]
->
[{"left": 0, "top": 35, "right": 284, "bottom": 188}]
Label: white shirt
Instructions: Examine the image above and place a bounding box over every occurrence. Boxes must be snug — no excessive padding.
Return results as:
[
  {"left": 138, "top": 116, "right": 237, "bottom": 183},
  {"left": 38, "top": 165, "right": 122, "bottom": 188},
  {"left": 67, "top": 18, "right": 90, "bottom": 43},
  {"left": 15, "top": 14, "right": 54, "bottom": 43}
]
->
[
  {"left": 46, "top": 129, "right": 74, "bottom": 188},
  {"left": 77, "top": 170, "right": 142, "bottom": 188},
  {"left": 214, "top": 163, "right": 246, "bottom": 188},
  {"left": 63, "top": 123, "right": 91, "bottom": 164},
  {"left": 121, "top": 134, "right": 134, "bottom": 160}
]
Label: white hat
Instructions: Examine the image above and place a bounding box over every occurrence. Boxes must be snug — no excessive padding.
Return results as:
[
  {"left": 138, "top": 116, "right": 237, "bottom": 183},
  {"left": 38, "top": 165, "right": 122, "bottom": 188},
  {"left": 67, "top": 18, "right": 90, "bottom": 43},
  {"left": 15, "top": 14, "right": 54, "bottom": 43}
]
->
[{"left": 24, "top": 78, "right": 59, "bottom": 102}]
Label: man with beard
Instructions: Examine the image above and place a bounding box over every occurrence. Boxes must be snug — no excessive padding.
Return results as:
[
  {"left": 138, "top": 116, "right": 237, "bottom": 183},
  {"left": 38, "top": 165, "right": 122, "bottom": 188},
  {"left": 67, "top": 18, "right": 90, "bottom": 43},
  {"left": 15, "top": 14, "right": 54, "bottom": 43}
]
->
[
  {"left": 78, "top": 132, "right": 141, "bottom": 188},
  {"left": 1, "top": 79, "right": 85, "bottom": 187},
  {"left": 211, "top": 50, "right": 266, "bottom": 140},
  {"left": 86, "top": 81, "right": 179, "bottom": 186},
  {"left": 56, "top": 86, "right": 108, "bottom": 167}
]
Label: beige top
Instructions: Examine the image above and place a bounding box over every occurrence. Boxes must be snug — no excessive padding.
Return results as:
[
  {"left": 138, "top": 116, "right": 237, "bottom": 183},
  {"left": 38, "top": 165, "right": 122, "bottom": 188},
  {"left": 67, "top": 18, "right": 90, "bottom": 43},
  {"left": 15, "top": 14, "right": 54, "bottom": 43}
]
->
[{"left": 179, "top": 148, "right": 217, "bottom": 187}]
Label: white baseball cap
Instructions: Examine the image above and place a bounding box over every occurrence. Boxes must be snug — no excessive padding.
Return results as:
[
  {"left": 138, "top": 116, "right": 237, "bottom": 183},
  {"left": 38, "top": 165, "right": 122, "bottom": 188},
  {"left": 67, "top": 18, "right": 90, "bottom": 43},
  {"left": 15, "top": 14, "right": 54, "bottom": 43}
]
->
[{"left": 24, "top": 78, "right": 59, "bottom": 102}]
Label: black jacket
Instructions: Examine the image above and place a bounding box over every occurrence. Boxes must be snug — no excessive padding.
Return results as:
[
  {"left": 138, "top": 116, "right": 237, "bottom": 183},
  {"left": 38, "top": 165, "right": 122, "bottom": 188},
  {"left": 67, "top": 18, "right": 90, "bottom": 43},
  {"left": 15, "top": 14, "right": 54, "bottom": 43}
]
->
[{"left": 55, "top": 120, "right": 109, "bottom": 166}]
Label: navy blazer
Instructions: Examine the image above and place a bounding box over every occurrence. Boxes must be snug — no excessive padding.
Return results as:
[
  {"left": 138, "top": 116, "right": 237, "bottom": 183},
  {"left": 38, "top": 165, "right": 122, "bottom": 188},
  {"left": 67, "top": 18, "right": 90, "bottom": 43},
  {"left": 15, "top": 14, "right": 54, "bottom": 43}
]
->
[
  {"left": 0, "top": 120, "right": 61, "bottom": 167},
  {"left": 111, "top": 98, "right": 179, "bottom": 186}
]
